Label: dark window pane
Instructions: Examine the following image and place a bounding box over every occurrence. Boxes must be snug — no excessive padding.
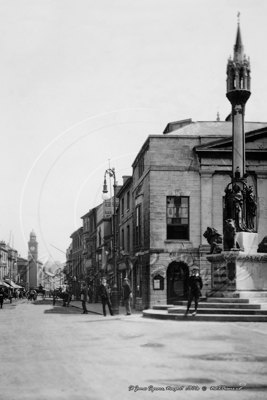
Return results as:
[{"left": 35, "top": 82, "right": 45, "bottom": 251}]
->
[{"left": 167, "top": 225, "right": 189, "bottom": 240}]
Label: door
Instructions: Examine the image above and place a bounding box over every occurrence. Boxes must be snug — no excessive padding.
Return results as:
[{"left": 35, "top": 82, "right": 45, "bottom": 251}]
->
[{"left": 167, "top": 262, "right": 189, "bottom": 304}]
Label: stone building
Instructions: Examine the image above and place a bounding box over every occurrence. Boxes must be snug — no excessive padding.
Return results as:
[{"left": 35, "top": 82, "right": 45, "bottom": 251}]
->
[
  {"left": 130, "top": 24, "right": 267, "bottom": 310},
  {"left": 17, "top": 257, "right": 29, "bottom": 289},
  {"left": 116, "top": 176, "right": 136, "bottom": 304},
  {"left": 81, "top": 206, "right": 98, "bottom": 299},
  {"left": 69, "top": 227, "right": 83, "bottom": 299}
]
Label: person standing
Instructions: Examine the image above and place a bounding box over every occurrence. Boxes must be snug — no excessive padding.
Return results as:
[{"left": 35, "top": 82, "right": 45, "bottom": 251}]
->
[
  {"left": 81, "top": 283, "right": 88, "bottom": 314},
  {"left": 184, "top": 267, "right": 203, "bottom": 317},
  {"left": 98, "top": 278, "right": 114, "bottom": 317},
  {"left": 88, "top": 285, "right": 93, "bottom": 304},
  {"left": 0, "top": 287, "right": 5, "bottom": 309},
  {"left": 123, "top": 278, "right": 132, "bottom": 316}
]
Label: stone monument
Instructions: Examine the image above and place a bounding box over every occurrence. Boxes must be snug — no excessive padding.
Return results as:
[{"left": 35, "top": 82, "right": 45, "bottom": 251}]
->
[{"left": 206, "top": 16, "right": 267, "bottom": 296}]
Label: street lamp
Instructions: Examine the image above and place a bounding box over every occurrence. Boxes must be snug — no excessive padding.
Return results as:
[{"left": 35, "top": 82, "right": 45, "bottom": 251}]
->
[{"left": 102, "top": 167, "right": 119, "bottom": 314}]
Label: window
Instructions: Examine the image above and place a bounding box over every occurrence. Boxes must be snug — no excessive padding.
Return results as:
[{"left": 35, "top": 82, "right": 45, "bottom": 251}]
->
[
  {"left": 138, "top": 157, "right": 144, "bottom": 179},
  {"left": 127, "top": 225, "right": 130, "bottom": 252},
  {"left": 135, "top": 205, "right": 141, "bottom": 246},
  {"left": 166, "top": 196, "right": 189, "bottom": 240},
  {"left": 121, "top": 229, "right": 124, "bottom": 250},
  {"left": 121, "top": 198, "right": 124, "bottom": 216},
  {"left": 136, "top": 264, "right": 142, "bottom": 297},
  {"left": 126, "top": 191, "right": 130, "bottom": 211}
]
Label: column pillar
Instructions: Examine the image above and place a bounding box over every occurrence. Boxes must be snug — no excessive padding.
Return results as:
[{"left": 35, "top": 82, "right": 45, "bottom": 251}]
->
[{"left": 200, "top": 170, "right": 214, "bottom": 245}]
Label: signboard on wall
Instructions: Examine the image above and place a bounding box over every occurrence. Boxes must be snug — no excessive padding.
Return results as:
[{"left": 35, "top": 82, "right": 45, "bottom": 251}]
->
[{"left": 104, "top": 199, "right": 119, "bottom": 218}]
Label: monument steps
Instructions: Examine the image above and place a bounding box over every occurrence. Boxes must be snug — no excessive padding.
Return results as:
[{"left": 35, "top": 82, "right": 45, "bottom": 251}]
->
[
  {"left": 238, "top": 291, "right": 267, "bottom": 298},
  {"left": 142, "top": 309, "right": 267, "bottom": 322},
  {"left": 143, "top": 294, "right": 267, "bottom": 322},
  {"left": 172, "top": 302, "right": 261, "bottom": 309},
  {"left": 168, "top": 307, "right": 267, "bottom": 315}
]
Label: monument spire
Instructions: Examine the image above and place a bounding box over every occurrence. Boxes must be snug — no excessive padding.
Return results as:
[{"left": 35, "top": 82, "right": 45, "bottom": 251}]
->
[
  {"left": 226, "top": 18, "right": 251, "bottom": 178},
  {"left": 234, "top": 13, "right": 244, "bottom": 63}
]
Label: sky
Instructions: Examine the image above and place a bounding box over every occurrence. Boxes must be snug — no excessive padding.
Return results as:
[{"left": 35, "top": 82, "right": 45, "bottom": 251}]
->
[{"left": 1, "top": 0, "right": 267, "bottom": 264}]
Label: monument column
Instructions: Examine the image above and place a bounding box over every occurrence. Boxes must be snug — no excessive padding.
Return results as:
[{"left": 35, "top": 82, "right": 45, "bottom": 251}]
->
[{"left": 224, "top": 16, "right": 257, "bottom": 242}]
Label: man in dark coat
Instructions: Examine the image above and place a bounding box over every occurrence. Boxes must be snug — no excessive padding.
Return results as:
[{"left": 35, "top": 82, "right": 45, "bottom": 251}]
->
[
  {"left": 81, "top": 283, "right": 88, "bottom": 314},
  {"left": 123, "top": 278, "right": 132, "bottom": 315},
  {"left": 98, "top": 278, "right": 114, "bottom": 317},
  {"left": 0, "top": 287, "right": 5, "bottom": 309},
  {"left": 184, "top": 267, "right": 203, "bottom": 317}
]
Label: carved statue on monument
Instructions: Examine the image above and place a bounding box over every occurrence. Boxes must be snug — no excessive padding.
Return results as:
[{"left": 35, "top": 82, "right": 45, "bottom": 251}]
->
[
  {"left": 245, "top": 185, "right": 257, "bottom": 231},
  {"left": 203, "top": 227, "right": 223, "bottom": 254},
  {"left": 223, "top": 219, "right": 242, "bottom": 251},
  {"left": 224, "top": 183, "right": 246, "bottom": 231}
]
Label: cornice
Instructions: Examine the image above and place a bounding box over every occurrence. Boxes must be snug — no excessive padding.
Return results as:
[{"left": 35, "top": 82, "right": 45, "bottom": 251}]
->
[{"left": 206, "top": 252, "right": 267, "bottom": 263}]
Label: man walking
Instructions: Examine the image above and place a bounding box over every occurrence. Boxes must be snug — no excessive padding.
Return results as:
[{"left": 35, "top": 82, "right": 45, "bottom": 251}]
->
[
  {"left": 184, "top": 267, "right": 203, "bottom": 317},
  {"left": 98, "top": 278, "right": 114, "bottom": 316},
  {"left": 123, "top": 278, "right": 132, "bottom": 315},
  {"left": 0, "top": 287, "right": 5, "bottom": 309},
  {"left": 81, "top": 283, "right": 88, "bottom": 314}
]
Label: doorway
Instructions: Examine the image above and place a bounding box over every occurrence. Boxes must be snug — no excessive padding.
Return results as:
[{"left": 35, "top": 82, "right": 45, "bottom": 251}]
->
[{"left": 167, "top": 262, "right": 189, "bottom": 304}]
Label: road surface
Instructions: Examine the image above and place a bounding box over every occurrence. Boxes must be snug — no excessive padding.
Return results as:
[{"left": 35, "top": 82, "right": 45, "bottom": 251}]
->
[{"left": 1, "top": 298, "right": 267, "bottom": 400}]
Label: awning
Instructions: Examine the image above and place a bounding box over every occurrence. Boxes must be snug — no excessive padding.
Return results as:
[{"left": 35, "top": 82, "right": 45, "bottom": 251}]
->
[
  {"left": 4, "top": 280, "right": 23, "bottom": 289},
  {"left": 0, "top": 280, "right": 10, "bottom": 287}
]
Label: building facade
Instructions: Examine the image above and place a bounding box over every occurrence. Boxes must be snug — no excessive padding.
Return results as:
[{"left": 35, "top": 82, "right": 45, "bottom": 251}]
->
[
  {"left": 81, "top": 207, "right": 98, "bottom": 299},
  {"left": 68, "top": 22, "right": 267, "bottom": 311},
  {"left": 128, "top": 23, "right": 267, "bottom": 310},
  {"left": 17, "top": 257, "right": 29, "bottom": 289},
  {"left": 116, "top": 176, "right": 136, "bottom": 304},
  {"left": 68, "top": 227, "right": 83, "bottom": 299}
]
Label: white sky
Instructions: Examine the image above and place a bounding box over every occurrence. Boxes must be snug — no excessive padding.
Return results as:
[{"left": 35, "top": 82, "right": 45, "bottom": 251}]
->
[{"left": 1, "top": 0, "right": 267, "bottom": 263}]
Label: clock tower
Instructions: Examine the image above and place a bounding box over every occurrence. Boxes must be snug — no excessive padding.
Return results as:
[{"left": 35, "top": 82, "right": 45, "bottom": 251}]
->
[
  {"left": 28, "top": 230, "right": 39, "bottom": 288},
  {"left": 28, "top": 230, "right": 38, "bottom": 261}
]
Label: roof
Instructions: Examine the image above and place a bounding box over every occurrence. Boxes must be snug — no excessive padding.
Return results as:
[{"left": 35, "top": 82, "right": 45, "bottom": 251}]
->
[
  {"left": 70, "top": 226, "right": 83, "bottom": 238},
  {"left": 194, "top": 125, "right": 267, "bottom": 159},
  {"left": 116, "top": 176, "right": 133, "bottom": 197},
  {"left": 164, "top": 121, "right": 267, "bottom": 137}
]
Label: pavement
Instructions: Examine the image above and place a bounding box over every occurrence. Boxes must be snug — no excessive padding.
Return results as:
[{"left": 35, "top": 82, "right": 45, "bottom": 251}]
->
[{"left": 46, "top": 296, "right": 143, "bottom": 317}]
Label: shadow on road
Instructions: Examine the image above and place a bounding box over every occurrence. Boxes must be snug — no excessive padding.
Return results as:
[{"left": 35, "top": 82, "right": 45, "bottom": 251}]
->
[
  {"left": 30, "top": 299, "right": 82, "bottom": 314},
  {"left": 43, "top": 305, "right": 82, "bottom": 314}
]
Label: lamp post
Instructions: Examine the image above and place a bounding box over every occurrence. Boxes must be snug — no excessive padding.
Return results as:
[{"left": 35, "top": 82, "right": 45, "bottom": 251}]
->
[{"left": 102, "top": 167, "right": 119, "bottom": 314}]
